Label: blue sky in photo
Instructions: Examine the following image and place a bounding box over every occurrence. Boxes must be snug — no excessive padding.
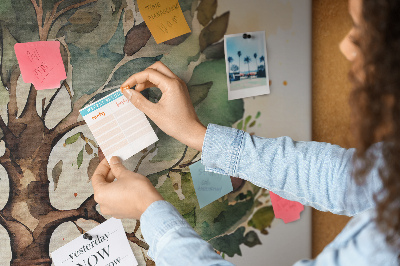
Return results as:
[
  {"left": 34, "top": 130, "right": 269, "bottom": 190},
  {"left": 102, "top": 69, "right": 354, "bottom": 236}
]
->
[{"left": 226, "top": 32, "right": 266, "bottom": 73}]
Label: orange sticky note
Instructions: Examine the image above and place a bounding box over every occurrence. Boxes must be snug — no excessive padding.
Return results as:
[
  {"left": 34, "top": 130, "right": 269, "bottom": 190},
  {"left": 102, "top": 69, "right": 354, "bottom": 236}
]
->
[
  {"left": 14, "top": 41, "right": 67, "bottom": 90},
  {"left": 137, "top": 0, "right": 191, "bottom": 44},
  {"left": 270, "top": 191, "right": 304, "bottom": 223}
]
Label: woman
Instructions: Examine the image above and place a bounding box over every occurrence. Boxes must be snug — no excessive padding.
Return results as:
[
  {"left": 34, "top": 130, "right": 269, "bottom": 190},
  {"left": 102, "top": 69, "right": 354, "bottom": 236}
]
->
[{"left": 91, "top": 0, "right": 400, "bottom": 264}]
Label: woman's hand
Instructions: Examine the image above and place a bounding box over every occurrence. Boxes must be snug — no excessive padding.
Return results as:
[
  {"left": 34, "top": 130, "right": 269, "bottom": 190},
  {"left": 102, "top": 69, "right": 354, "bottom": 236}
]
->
[
  {"left": 91, "top": 156, "right": 164, "bottom": 220},
  {"left": 120, "top": 61, "right": 206, "bottom": 151}
]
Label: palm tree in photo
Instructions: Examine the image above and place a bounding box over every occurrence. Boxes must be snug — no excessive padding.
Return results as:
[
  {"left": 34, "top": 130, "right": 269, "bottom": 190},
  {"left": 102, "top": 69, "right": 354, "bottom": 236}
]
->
[
  {"left": 259, "top": 55, "right": 266, "bottom": 77},
  {"left": 237, "top": 51, "right": 242, "bottom": 78},
  {"left": 244, "top": 56, "right": 251, "bottom": 78},
  {"left": 228, "top": 56, "right": 234, "bottom": 73},
  {"left": 253, "top": 53, "right": 258, "bottom": 74},
  {"left": 260, "top": 55, "right": 265, "bottom": 70}
]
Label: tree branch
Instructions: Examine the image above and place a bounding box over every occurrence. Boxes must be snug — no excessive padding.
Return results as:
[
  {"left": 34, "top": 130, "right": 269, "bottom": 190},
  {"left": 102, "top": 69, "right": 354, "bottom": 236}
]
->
[
  {"left": 126, "top": 232, "right": 149, "bottom": 250},
  {"left": 42, "top": 86, "right": 62, "bottom": 119},
  {"left": 54, "top": 0, "right": 98, "bottom": 21},
  {"left": 30, "top": 0, "right": 44, "bottom": 38},
  {"left": 7, "top": 67, "right": 20, "bottom": 122},
  {"left": 19, "top": 85, "right": 38, "bottom": 119}
]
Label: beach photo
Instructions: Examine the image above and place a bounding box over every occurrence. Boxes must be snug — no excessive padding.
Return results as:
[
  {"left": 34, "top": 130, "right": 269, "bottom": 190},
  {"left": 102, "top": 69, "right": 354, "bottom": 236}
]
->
[{"left": 224, "top": 31, "right": 270, "bottom": 100}]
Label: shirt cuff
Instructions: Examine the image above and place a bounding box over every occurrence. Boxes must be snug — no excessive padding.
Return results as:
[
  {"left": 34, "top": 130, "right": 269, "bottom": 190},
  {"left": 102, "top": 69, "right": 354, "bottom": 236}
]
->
[
  {"left": 201, "top": 123, "right": 245, "bottom": 176},
  {"left": 140, "top": 200, "right": 191, "bottom": 259}
]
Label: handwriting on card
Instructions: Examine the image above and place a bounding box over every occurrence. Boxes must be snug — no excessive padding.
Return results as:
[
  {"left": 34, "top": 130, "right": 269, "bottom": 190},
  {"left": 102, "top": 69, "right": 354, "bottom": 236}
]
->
[
  {"left": 137, "top": 0, "right": 191, "bottom": 44},
  {"left": 80, "top": 90, "right": 158, "bottom": 162},
  {"left": 51, "top": 218, "right": 137, "bottom": 266},
  {"left": 189, "top": 161, "right": 233, "bottom": 208},
  {"left": 14, "top": 41, "right": 67, "bottom": 90}
]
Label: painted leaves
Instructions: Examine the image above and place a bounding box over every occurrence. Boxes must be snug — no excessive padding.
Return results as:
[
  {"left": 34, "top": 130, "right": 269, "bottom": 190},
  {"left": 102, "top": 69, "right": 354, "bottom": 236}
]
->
[{"left": 209, "top": 226, "right": 262, "bottom": 257}]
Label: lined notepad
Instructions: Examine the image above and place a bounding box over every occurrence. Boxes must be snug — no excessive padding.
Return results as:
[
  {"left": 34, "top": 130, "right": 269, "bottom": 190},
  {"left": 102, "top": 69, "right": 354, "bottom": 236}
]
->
[{"left": 80, "top": 90, "right": 158, "bottom": 161}]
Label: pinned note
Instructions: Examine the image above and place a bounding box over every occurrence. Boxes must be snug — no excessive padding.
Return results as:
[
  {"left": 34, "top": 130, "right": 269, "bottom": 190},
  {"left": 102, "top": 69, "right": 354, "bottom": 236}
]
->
[
  {"left": 79, "top": 90, "right": 158, "bottom": 162},
  {"left": 269, "top": 191, "right": 304, "bottom": 223},
  {"left": 51, "top": 218, "right": 138, "bottom": 266},
  {"left": 189, "top": 161, "right": 233, "bottom": 208},
  {"left": 14, "top": 41, "right": 67, "bottom": 90},
  {"left": 137, "top": 0, "right": 191, "bottom": 44}
]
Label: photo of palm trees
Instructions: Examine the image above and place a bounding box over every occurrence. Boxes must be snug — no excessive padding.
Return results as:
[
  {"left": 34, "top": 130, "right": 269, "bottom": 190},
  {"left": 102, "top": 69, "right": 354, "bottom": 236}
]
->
[{"left": 224, "top": 31, "right": 270, "bottom": 100}]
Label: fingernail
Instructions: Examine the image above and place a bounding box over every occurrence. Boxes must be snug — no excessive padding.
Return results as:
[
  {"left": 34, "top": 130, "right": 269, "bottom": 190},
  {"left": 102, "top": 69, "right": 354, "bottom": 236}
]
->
[
  {"left": 121, "top": 85, "right": 130, "bottom": 92},
  {"left": 110, "top": 156, "right": 122, "bottom": 165},
  {"left": 123, "top": 89, "right": 133, "bottom": 100}
]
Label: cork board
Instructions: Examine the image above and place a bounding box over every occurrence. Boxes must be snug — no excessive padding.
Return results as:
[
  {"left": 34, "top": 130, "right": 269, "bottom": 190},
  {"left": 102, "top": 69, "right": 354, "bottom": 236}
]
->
[{"left": 312, "top": 0, "right": 353, "bottom": 258}]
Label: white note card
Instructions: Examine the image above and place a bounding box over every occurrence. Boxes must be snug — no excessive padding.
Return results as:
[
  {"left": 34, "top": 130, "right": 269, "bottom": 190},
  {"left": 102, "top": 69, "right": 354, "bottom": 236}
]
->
[
  {"left": 51, "top": 218, "right": 138, "bottom": 266},
  {"left": 80, "top": 90, "right": 158, "bottom": 161}
]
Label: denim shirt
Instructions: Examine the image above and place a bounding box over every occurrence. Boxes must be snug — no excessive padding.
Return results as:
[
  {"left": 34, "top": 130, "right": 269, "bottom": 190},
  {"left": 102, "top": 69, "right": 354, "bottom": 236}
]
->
[{"left": 140, "top": 124, "right": 399, "bottom": 265}]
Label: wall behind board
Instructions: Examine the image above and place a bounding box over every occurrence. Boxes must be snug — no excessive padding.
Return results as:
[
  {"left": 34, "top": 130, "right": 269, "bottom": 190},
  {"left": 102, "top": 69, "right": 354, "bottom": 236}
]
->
[{"left": 312, "top": 0, "right": 353, "bottom": 258}]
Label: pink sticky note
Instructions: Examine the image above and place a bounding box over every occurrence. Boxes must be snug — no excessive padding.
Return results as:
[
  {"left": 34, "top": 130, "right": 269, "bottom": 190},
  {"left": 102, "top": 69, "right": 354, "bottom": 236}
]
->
[
  {"left": 270, "top": 191, "right": 304, "bottom": 223},
  {"left": 14, "top": 41, "right": 67, "bottom": 90}
]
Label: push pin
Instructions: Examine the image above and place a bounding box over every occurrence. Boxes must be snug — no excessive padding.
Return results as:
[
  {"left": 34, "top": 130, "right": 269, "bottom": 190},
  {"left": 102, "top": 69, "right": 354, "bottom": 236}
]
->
[
  {"left": 83, "top": 233, "right": 93, "bottom": 240},
  {"left": 242, "top": 33, "right": 252, "bottom": 39}
]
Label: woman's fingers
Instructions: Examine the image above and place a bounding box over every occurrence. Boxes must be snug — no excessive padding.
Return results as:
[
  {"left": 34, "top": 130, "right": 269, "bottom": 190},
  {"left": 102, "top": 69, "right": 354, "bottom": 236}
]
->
[{"left": 120, "top": 68, "right": 176, "bottom": 93}]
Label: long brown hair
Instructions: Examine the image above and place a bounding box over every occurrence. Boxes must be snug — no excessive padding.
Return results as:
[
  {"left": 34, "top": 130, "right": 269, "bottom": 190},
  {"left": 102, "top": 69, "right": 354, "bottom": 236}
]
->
[{"left": 350, "top": 0, "right": 400, "bottom": 251}]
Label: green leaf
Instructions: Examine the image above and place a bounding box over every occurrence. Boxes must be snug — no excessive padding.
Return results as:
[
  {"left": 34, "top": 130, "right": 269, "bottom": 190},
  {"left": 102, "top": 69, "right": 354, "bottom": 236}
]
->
[
  {"left": 182, "top": 207, "right": 197, "bottom": 228},
  {"left": 244, "top": 115, "right": 252, "bottom": 130},
  {"left": 77, "top": 147, "right": 84, "bottom": 169},
  {"left": 65, "top": 133, "right": 81, "bottom": 145},
  {"left": 209, "top": 226, "right": 245, "bottom": 257},
  {"left": 52, "top": 160, "right": 63, "bottom": 191},
  {"left": 197, "top": 0, "right": 217, "bottom": 26},
  {"left": 249, "top": 121, "right": 256, "bottom": 128},
  {"left": 244, "top": 230, "right": 262, "bottom": 247},
  {"left": 255, "top": 111, "right": 261, "bottom": 119},
  {"left": 247, "top": 206, "right": 275, "bottom": 234},
  {"left": 150, "top": 131, "right": 187, "bottom": 162},
  {"left": 236, "top": 120, "right": 243, "bottom": 130},
  {"left": 188, "top": 81, "right": 213, "bottom": 107},
  {"left": 188, "top": 60, "right": 244, "bottom": 128},
  {"left": 199, "top": 11, "right": 229, "bottom": 52},
  {"left": 203, "top": 41, "right": 225, "bottom": 60}
]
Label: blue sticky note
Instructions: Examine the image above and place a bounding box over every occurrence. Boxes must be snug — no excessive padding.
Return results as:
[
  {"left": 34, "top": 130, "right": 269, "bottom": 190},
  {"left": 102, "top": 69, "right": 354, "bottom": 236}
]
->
[{"left": 189, "top": 161, "right": 233, "bottom": 208}]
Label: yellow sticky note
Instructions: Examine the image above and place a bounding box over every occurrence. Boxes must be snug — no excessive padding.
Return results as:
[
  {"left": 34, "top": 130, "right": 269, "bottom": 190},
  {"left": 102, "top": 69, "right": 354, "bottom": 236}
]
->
[{"left": 137, "top": 0, "right": 191, "bottom": 44}]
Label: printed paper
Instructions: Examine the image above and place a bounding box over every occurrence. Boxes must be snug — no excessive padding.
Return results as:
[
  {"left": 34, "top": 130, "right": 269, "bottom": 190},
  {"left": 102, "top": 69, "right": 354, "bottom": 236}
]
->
[
  {"left": 269, "top": 191, "right": 304, "bottom": 223},
  {"left": 80, "top": 90, "right": 158, "bottom": 162},
  {"left": 137, "top": 0, "right": 191, "bottom": 44},
  {"left": 14, "top": 41, "right": 67, "bottom": 90},
  {"left": 189, "top": 161, "right": 233, "bottom": 208},
  {"left": 224, "top": 31, "right": 270, "bottom": 100},
  {"left": 51, "top": 218, "right": 137, "bottom": 266}
]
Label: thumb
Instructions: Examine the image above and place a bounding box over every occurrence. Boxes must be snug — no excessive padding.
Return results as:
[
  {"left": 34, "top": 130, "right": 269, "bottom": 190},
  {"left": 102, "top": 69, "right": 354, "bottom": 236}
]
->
[
  {"left": 109, "top": 156, "right": 129, "bottom": 179},
  {"left": 122, "top": 88, "right": 155, "bottom": 116}
]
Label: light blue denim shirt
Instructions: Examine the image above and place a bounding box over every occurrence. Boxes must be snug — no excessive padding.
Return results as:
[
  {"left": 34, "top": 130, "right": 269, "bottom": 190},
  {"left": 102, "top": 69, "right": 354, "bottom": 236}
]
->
[{"left": 140, "top": 124, "right": 399, "bottom": 265}]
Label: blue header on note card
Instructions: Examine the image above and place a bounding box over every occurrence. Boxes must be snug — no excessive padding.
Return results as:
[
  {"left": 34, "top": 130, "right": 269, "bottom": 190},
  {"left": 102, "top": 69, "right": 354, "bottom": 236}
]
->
[{"left": 80, "top": 91, "right": 123, "bottom": 116}]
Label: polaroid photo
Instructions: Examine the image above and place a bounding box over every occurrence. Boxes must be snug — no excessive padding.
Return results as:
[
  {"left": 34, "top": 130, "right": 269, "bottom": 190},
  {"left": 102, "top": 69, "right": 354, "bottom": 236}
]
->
[{"left": 224, "top": 31, "right": 270, "bottom": 100}]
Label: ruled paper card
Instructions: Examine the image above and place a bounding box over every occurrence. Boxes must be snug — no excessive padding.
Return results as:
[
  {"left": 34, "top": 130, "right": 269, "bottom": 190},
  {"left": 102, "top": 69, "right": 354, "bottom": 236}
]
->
[{"left": 80, "top": 90, "right": 158, "bottom": 162}]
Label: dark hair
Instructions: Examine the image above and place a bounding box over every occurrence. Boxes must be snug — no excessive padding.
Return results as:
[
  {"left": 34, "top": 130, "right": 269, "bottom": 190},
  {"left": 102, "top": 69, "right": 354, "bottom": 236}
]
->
[{"left": 350, "top": 0, "right": 400, "bottom": 252}]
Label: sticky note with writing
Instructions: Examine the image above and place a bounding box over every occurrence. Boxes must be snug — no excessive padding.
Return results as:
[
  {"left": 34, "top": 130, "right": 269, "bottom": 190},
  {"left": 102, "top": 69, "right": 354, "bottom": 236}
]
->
[
  {"left": 79, "top": 90, "right": 158, "bottom": 162},
  {"left": 137, "top": 0, "right": 191, "bottom": 44},
  {"left": 14, "top": 41, "right": 67, "bottom": 90},
  {"left": 189, "top": 161, "right": 233, "bottom": 208},
  {"left": 51, "top": 218, "right": 137, "bottom": 266},
  {"left": 269, "top": 191, "right": 304, "bottom": 223}
]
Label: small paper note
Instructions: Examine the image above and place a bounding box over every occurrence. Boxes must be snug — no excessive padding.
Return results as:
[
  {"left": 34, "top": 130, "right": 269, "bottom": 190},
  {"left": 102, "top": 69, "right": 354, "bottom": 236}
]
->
[
  {"left": 51, "top": 218, "right": 138, "bottom": 266},
  {"left": 269, "top": 191, "right": 304, "bottom": 223},
  {"left": 189, "top": 161, "right": 233, "bottom": 208},
  {"left": 137, "top": 0, "right": 191, "bottom": 44},
  {"left": 14, "top": 41, "right": 67, "bottom": 90},
  {"left": 80, "top": 90, "right": 158, "bottom": 162}
]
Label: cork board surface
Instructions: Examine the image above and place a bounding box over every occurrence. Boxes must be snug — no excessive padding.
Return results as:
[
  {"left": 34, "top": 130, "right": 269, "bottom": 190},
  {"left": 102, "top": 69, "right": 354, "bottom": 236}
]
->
[{"left": 312, "top": 0, "right": 353, "bottom": 258}]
